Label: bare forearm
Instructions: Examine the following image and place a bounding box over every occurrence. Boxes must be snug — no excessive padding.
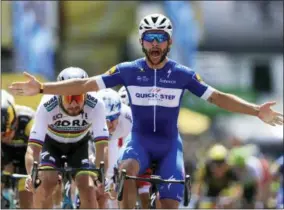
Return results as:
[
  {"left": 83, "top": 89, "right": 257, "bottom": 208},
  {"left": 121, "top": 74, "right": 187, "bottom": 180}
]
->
[
  {"left": 104, "top": 146, "right": 109, "bottom": 172},
  {"left": 95, "top": 143, "right": 108, "bottom": 171},
  {"left": 208, "top": 91, "right": 260, "bottom": 116},
  {"left": 42, "top": 77, "right": 99, "bottom": 95},
  {"left": 25, "top": 146, "right": 41, "bottom": 175}
]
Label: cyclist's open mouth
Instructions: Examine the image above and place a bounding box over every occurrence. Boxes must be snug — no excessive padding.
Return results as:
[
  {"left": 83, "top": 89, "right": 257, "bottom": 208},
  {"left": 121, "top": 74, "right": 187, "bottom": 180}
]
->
[{"left": 150, "top": 49, "right": 161, "bottom": 58}]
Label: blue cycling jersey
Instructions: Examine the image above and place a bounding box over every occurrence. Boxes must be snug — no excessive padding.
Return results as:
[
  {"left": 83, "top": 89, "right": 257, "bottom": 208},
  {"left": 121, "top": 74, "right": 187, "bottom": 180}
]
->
[{"left": 96, "top": 58, "right": 214, "bottom": 140}]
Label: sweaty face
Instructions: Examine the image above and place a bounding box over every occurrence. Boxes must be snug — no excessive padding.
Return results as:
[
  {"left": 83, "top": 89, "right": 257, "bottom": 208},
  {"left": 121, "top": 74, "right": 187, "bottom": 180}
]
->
[
  {"left": 141, "top": 31, "right": 171, "bottom": 65},
  {"left": 61, "top": 95, "right": 85, "bottom": 116}
]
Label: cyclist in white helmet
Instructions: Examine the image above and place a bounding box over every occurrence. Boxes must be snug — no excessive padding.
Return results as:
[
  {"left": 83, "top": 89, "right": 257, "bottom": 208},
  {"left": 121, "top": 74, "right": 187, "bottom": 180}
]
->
[
  {"left": 118, "top": 86, "right": 130, "bottom": 106},
  {"left": 24, "top": 67, "right": 109, "bottom": 208},
  {"left": 94, "top": 88, "right": 132, "bottom": 208},
  {"left": 10, "top": 13, "right": 283, "bottom": 209}
]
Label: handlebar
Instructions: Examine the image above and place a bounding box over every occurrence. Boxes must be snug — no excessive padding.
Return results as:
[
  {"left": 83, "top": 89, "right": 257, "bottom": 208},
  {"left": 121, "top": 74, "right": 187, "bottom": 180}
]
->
[
  {"left": 117, "top": 169, "right": 191, "bottom": 206},
  {"left": 31, "top": 161, "right": 105, "bottom": 189}
]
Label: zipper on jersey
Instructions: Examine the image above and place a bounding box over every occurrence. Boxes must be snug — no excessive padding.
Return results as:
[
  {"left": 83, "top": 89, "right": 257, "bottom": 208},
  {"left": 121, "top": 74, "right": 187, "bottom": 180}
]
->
[{"left": 153, "top": 68, "right": 157, "bottom": 132}]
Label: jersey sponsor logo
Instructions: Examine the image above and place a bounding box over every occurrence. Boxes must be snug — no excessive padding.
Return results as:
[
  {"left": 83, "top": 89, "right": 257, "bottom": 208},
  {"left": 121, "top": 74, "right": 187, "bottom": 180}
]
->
[
  {"left": 159, "top": 78, "right": 176, "bottom": 84},
  {"left": 135, "top": 92, "right": 176, "bottom": 100},
  {"left": 137, "top": 75, "right": 149, "bottom": 82},
  {"left": 44, "top": 96, "right": 58, "bottom": 112},
  {"left": 54, "top": 119, "right": 89, "bottom": 127},
  {"left": 125, "top": 113, "right": 133, "bottom": 124},
  {"left": 167, "top": 69, "right": 172, "bottom": 78},
  {"left": 85, "top": 94, "right": 98, "bottom": 108},
  {"left": 127, "top": 86, "right": 183, "bottom": 108},
  {"left": 136, "top": 88, "right": 176, "bottom": 100},
  {"left": 53, "top": 113, "right": 63, "bottom": 121}
]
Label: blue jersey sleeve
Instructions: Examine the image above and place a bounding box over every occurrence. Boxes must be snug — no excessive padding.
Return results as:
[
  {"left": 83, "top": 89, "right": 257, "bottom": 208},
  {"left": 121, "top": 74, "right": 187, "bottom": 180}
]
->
[
  {"left": 96, "top": 64, "right": 124, "bottom": 89},
  {"left": 183, "top": 68, "right": 214, "bottom": 100}
]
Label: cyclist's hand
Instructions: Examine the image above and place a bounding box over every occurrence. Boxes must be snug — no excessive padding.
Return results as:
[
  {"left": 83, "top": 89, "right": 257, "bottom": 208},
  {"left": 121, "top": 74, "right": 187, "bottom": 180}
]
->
[
  {"left": 258, "top": 102, "right": 283, "bottom": 126},
  {"left": 9, "top": 72, "right": 41, "bottom": 96},
  {"left": 25, "top": 175, "right": 35, "bottom": 193},
  {"left": 105, "top": 179, "right": 117, "bottom": 200},
  {"left": 95, "top": 180, "right": 108, "bottom": 208},
  {"left": 95, "top": 180, "right": 105, "bottom": 196}
]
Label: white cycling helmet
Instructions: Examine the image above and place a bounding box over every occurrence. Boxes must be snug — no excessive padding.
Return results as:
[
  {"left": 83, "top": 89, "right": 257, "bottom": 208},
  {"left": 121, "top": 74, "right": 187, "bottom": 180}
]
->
[
  {"left": 139, "top": 13, "right": 173, "bottom": 38},
  {"left": 57, "top": 67, "right": 89, "bottom": 81},
  {"left": 118, "top": 86, "right": 129, "bottom": 106},
  {"left": 96, "top": 89, "right": 122, "bottom": 120}
]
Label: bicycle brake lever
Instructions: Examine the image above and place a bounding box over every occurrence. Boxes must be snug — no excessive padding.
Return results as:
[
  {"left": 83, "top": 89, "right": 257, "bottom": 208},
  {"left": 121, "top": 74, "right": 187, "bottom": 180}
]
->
[{"left": 183, "top": 175, "right": 191, "bottom": 206}]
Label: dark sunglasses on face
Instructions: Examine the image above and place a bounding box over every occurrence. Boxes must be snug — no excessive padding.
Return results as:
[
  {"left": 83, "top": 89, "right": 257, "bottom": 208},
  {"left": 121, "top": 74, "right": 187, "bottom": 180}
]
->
[
  {"left": 62, "top": 95, "right": 85, "bottom": 104},
  {"left": 142, "top": 32, "right": 169, "bottom": 43},
  {"left": 106, "top": 113, "right": 120, "bottom": 122}
]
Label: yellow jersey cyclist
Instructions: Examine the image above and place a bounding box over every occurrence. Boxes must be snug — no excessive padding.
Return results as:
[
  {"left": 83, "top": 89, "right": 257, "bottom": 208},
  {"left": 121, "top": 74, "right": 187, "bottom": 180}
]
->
[
  {"left": 24, "top": 67, "right": 109, "bottom": 208},
  {"left": 1, "top": 89, "right": 34, "bottom": 209},
  {"left": 192, "top": 144, "right": 243, "bottom": 209}
]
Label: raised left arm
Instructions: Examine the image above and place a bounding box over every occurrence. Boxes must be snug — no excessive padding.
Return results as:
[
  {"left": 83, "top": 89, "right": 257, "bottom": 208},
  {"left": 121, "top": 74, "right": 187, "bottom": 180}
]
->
[
  {"left": 207, "top": 90, "right": 260, "bottom": 116},
  {"left": 207, "top": 90, "right": 283, "bottom": 126}
]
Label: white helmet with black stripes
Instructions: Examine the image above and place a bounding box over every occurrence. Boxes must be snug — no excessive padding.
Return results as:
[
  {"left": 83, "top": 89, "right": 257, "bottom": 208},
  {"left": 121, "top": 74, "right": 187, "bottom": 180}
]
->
[
  {"left": 57, "top": 67, "right": 89, "bottom": 81},
  {"left": 139, "top": 13, "right": 173, "bottom": 38}
]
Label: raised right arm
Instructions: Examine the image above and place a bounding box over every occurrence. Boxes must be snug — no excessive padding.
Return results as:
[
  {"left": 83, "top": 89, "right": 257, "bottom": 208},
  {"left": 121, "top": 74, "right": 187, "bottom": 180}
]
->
[
  {"left": 10, "top": 65, "right": 125, "bottom": 96},
  {"left": 40, "top": 64, "right": 125, "bottom": 95},
  {"left": 41, "top": 76, "right": 100, "bottom": 95}
]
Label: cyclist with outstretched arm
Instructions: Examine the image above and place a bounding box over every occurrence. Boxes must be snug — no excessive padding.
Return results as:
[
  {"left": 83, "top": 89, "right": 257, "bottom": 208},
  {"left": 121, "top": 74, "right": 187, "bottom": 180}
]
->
[{"left": 9, "top": 13, "right": 283, "bottom": 209}]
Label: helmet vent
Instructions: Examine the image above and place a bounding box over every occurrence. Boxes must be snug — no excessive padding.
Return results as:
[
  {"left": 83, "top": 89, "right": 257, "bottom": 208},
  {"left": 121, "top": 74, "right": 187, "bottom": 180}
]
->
[
  {"left": 144, "top": 18, "right": 150, "bottom": 25},
  {"left": 159, "top": 18, "right": 167, "bottom": 25},
  {"left": 151, "top": 16, "right": 158, "bottom": 24}
]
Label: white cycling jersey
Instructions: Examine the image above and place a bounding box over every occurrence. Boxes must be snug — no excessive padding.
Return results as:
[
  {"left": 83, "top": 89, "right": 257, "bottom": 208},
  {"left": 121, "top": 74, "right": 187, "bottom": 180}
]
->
[
  {"left": 106, "top": 104, "right": 133, "bottom": 178},
  {"left": 29, "top": 93, "right": 109, "bottom": 146}
]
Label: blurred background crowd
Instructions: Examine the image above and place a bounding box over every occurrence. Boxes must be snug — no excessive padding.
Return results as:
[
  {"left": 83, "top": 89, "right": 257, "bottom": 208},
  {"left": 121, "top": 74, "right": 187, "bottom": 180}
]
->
[{"left": 1, "top": 0, "right": 283, "bottom": 203}]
